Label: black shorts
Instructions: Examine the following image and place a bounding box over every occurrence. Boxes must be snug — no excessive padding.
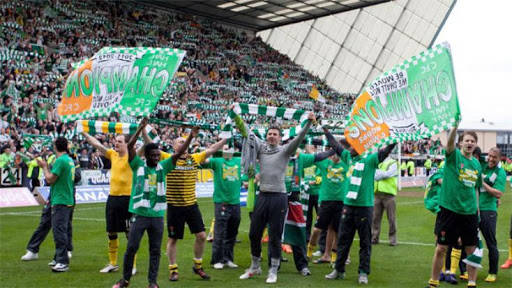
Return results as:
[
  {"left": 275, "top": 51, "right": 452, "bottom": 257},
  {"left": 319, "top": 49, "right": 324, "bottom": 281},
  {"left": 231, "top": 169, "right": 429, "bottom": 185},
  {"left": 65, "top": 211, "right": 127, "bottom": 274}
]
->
[
  {"left": 435, "top": 206, "right": 478, "bottom": 246},
  {"left": 167, "top": 203, "right": 205, "bottom": 239},
  {"left": 314, "top": 200, "right": 343, "bottom": 231},
  {"left": 106, "top": 196, "right": 131, "bottom": 233}
]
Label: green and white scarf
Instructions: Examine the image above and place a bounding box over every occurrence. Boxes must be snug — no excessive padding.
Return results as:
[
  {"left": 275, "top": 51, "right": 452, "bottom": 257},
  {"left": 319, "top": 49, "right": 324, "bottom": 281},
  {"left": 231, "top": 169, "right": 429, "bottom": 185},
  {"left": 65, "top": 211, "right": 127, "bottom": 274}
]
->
[
  {"left": 346, "top": 159, "right": 365, "bottom": 200},
  {"left": 132, "top": 163, "right": 167, "bottom": 216},
  {"left": 75, "top": 120, "right": 160, "bottom": 143},
  {"left": 220, "top": 103, "right": 310, "bottom": 141},
  {"left": 462, "top": 231, "right": 483, "bottom": 269}
]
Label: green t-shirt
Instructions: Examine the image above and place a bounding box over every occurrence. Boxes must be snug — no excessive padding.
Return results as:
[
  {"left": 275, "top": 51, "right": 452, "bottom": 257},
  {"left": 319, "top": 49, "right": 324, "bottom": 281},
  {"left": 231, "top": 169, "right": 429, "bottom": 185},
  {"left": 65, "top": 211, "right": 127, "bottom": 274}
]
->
[
  {"left": 479, "top": 164, "right": 506, "bottom": 211},
  {"left": 285, "top": 161, "right": 294, "bottom": 193},
  {"left": 303, "top": 164, "right": 320, "bottom": 195},
  {"left": 204, "top": 157, "right": 241, "bottom": 204},
  {"left": 316, "top": 150, "right": 351, "bottom": 203},
  {"left": 129, "top": 155, "right": 176, "bottom": 217},
  {"left": 439, "top": 149, "right": 482, "bottom": 215},
  {"left": 344, "top": 152, "right": 379, "bottom": 207},
  {"left": 424, "top": 168, "right": 444, "bottom": 214},
  {"left": 50, "top": 154, "right": 75, "bottom": 206}
]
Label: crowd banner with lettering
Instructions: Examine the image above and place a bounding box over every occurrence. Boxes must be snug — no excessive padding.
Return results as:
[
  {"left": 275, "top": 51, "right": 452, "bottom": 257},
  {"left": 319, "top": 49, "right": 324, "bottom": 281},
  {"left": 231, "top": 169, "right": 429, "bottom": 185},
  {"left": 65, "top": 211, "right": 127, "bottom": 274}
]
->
[
  {"left": 344, "top": 42, "right": 460, "bottom": 155},
  {"left": 57, "top": 47, "right": 186, "bottom": 122}
]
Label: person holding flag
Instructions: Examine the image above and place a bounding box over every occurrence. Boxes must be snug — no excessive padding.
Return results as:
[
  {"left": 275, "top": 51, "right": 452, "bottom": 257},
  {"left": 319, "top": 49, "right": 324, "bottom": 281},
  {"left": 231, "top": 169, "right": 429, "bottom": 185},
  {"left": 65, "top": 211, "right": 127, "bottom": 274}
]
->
[
  {"left": 326, "top": 140, "right": 396, "bottom": 284},
  {"left": 82, "top": 129, "right": 140, "bottom": 274},
  {"left": 307, "top": 128, "right": 351, "bottom": 266},
  {"left": 113, "top": 119, "right": 197, "bottom": 288},
  {"left": 235, "top": 107, "right": 316, "bottom": 284},
  {"left": 160, "top": 132, "right": 226, "bottom": 281},
  {"left": 425, "top": 126, "right": 482, "bottom": 288}
]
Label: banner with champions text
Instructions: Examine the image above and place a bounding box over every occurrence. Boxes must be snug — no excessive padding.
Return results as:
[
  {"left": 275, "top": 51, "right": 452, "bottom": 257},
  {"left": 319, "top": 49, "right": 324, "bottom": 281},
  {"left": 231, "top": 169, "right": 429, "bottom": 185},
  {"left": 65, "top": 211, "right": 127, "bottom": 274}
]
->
[
  {"left": 57, "top": 47, "right": 186, "bottom": 122},
  {"left": 344, "top": 42, "right": 460, "bottom": 155}
]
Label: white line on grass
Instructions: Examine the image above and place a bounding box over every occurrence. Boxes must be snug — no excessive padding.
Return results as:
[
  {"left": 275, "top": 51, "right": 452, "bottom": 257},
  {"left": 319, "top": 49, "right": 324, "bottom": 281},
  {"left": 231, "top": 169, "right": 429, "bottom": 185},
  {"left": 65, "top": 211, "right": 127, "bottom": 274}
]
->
[
  {"left": 2, "top": 210, "right": 509, "bottom": 253},
  {"left": 0, "top": 206, "right": 103, "bottom": 216},
  {"left": 399, "top": 200, "right": 424, "bottom": 205}
]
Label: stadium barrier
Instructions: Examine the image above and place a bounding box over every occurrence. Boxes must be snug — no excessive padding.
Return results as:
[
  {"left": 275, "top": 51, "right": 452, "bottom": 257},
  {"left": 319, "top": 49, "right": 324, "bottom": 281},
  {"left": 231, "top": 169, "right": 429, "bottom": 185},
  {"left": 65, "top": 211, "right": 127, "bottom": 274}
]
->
[{"left": 0, "top": 187, "right": 39, "bottom": 208}]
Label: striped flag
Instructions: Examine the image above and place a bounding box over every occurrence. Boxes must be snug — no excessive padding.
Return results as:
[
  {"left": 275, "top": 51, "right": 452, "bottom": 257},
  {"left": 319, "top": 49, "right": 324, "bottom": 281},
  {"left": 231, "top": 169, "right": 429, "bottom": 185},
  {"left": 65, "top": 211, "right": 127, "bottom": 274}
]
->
[
  {"left": 309, "top": 85, "right": 326, "bottom": 103},
  {"left": 283, "top": 201, "right": 307, "bottom": 247},
  {"left": 75, "top": 120, "right": 159, "bottom": 143}
]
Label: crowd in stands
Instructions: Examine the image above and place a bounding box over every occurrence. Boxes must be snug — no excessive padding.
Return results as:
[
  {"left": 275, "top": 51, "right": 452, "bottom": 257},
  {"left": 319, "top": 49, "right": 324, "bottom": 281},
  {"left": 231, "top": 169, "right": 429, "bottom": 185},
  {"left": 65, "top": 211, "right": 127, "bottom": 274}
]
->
[{"left": 0, "top": 0, "right": 356, "bottom": 166}]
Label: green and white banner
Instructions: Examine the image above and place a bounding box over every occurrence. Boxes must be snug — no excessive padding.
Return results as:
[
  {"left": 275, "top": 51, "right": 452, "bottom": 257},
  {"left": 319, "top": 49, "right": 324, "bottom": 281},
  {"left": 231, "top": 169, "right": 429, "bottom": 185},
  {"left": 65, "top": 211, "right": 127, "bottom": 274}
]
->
[
  {"left": 57, "top": 47, "right": 185, "bottom": 122},
  {"left": 220, "top": 103, "right": 310, "bottom": 141},
  {"left": 344, "top": 42, "right": 460, "bottom": 154}
]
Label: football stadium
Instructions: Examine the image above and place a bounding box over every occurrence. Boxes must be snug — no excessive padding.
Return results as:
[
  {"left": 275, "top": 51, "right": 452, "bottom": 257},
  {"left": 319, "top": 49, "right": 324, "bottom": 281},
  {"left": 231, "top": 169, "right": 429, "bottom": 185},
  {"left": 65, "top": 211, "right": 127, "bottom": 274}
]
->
[{"left": 1, "top": 0, "right": 511, "bottom": 287}]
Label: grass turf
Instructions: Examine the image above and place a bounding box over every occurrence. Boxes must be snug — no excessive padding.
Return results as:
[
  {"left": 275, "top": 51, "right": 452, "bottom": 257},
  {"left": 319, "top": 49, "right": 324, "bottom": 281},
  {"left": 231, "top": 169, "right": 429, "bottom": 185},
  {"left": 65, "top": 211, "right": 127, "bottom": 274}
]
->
[{"left": 1, "top": 185, "right": 511, "bottom": 287}]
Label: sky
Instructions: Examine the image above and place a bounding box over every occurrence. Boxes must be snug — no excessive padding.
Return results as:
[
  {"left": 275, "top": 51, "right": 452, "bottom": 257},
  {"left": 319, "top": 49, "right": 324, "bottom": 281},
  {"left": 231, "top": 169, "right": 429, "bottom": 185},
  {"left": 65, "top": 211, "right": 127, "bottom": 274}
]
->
[{"left": 434, "top": 0, "right": 512, "bottom": 124}]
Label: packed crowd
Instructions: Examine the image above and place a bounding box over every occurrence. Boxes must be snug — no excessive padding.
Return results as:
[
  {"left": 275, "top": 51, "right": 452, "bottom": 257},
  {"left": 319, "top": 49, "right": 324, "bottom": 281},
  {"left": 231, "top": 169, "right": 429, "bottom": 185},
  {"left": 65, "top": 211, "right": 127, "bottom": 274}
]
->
[{"left": 0, "top": 0, "right": 356, "bottom": 163}]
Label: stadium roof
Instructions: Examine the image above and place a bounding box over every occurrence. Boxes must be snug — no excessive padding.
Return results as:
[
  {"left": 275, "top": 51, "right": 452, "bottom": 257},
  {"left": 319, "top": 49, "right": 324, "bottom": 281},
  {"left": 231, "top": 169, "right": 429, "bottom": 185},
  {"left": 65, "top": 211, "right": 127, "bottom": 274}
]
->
[
  {"left": 140, "top": 0, "right": 392, "bottom": 31},
  {"left": 258, "top": 0, "right": 457, "bottom": 94}
]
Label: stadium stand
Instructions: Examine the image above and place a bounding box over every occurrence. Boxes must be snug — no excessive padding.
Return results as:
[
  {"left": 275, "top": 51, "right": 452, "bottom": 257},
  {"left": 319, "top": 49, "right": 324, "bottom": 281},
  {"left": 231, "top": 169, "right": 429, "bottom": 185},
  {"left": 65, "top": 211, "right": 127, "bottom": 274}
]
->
[{"left": 0, "top": 0, "right": 356, "bottom": 166}]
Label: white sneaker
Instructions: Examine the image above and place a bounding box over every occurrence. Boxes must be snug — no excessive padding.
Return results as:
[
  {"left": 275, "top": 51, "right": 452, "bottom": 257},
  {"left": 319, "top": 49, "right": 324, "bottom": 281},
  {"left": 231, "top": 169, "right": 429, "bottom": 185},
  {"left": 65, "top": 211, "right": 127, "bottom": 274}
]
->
[
  {"left": 325, "top": 269, "right": 344, "bottom": 280},
  {"left": 345, "top": 256, "right": 351, "bottom": 265},
  {"left": 213, "top": 262, "right": 224, "bottom": 269},
  {"left": 266, "top": 271, "right": 277, "bottom": 284},
  {"left": 21, "top": 250, "right": 38, "bottom": 261},
  {"left": 358, "top": 273, "right": 368, "bottom": 284},
  {"left": 239, "top": 267, "right": 262, "bottom": 279},
  {"left": 52, "top": 263, "right": 69, "bottom": 272},
  {"left": 312, "top": 250, "right": 322, "bottom": 257},
  {"left": 226, "top": 261, "right": 238, "bottom": 268},
  {"left": 132, "top": 267, "right": 137, "bottom": 275},
  {"left": 300, "top": 267, "right": 311, "bottom": 276},
  {"left": 100, "top": 264, "right": 119, "bottom": 273},
  {"left": 48, "top": 260, "right": 57, "bottom": 266},
  {"left": 68, "top": 251, "right": 72, "bottom": 259}
]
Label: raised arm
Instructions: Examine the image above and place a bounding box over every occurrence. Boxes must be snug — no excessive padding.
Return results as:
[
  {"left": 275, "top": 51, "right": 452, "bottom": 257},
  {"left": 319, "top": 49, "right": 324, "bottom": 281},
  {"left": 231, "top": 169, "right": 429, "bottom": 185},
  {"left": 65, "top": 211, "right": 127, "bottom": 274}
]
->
[
  {"left": 314, "top": 149, "right": 335, "bottom": 162},
  {"left": 323, "top": 126, "right": 344, "bottom": 156},
  {"left": 205, "top": 138, "right": 227, "bottom": 159},
  {"left": 82, "top": 132, "right": 108, "bottom": 155},
  {"left": 128, "top": 118, "right": 148, "bottom": 162},
  {"left": 138, "top": 126, "right": 158, "bottom": 157},
  {"left": 446, "top": 124, "right": 458, "bottom": 154},
  {"left": 378, "top": 143, "right": 397, "bottom": 163},
  {"left": 284, "top": 112, "right": 315, "bottom": 156},
  {"left": 171, "top": 127, "right": 198, "bottom": 164}
]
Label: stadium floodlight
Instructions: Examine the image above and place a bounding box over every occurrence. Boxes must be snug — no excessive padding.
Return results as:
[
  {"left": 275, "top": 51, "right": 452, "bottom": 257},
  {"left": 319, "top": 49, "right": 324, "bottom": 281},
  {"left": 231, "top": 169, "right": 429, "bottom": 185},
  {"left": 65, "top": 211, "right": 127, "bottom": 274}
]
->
[
  {"left": 217, "top": 2, "right": 237, "bottom": 9},
  {"left": 299, "top": 6, "right": 316, "bottom": 11},
  {"left": 248, "top": 1, "right": 267, "bottom": 7},
  {"left": 231, "top": 6, "right": 250, "bottom": 12},
  {"left": 258, "top": 13, "right": 276, "bottom": 19},
  {"left": 287, "top": 12, "right": 306, "bottom": 17},
  {"left": 275, "top": 9, "right": 293, "bottom": 15},
  {"left": 270, "top": 16, "right": 287, "bottom": 22},
  {"left": 287, "top": 2, "right": 306, "bottom": 9}
]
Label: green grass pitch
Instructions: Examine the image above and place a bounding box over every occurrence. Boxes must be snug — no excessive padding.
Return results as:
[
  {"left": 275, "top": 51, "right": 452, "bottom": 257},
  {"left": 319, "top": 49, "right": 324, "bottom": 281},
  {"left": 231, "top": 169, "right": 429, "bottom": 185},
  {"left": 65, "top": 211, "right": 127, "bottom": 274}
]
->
[{"left": 1, "top": 185, "right": 511, "bottom": 287}]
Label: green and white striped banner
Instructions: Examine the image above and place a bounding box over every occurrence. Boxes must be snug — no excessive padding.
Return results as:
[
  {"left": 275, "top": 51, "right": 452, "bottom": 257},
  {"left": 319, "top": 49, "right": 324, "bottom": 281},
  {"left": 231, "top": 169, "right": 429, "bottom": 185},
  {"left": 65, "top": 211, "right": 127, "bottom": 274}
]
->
[
  {"left": 75, "top": 120, "right": 160, "bottom": 143},
  {"left": 220, "top": 103, "right": 310, "bottom": 141}
]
